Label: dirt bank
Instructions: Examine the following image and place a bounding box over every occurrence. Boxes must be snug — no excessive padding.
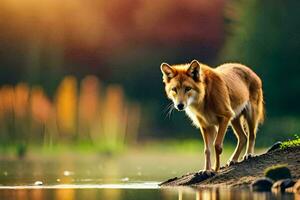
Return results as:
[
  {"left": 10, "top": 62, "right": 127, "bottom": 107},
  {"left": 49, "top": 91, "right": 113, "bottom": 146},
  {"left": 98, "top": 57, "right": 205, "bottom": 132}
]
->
[{"left": 160, "top": 146, "right": 300, "bottom": 188}]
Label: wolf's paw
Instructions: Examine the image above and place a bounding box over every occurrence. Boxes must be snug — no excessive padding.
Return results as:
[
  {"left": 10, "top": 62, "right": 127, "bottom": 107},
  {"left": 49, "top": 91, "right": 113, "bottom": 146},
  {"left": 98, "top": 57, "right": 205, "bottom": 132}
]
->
[
  {"left": 243, "top": 153, "right": 255, "bottom": 161},
  {"left": 187, "top": 170, "right": 216, "bottom": 184},
  {"left": 226, "top": 160, "right": 238, "bottom": 167},
  {"left": 196, "top": 170, "right": 216, "bottom": 177}
]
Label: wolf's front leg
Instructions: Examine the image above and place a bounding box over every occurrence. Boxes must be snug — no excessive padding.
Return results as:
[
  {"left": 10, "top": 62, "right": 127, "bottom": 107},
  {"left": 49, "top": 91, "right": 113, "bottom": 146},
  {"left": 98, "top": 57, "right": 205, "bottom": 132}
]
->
[
  {"left": 200, "top": 126, "right": 217, "bottom": 173},
  {"left": 214, "top": 117, "right": 230, "bottom": 171}
]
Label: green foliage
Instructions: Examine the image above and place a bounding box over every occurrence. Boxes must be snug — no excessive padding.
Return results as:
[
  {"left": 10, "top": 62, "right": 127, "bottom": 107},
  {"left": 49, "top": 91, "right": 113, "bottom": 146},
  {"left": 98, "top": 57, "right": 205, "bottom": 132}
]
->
[
  {"left": 264, "top": 165, "right": 291, "bottom": 181},
  {"left": 280, "top": 135, "right": 300, "bottom": 149},
  {"left": 220, "top": 0, "right": 300, "bottom": 116},
  {"left": 219, "top": 0, "right": 300, "bottom": 147}
]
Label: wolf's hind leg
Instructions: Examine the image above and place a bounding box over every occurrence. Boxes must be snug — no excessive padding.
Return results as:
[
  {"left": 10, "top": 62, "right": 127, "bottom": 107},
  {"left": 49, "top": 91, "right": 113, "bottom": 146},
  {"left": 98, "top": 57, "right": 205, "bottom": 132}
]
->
[
  {"left": 228, "top": 116, "right": 247, "bottom": 165},
  {"left": 243, "top": 101, "right": 260, "bottom": 160}
]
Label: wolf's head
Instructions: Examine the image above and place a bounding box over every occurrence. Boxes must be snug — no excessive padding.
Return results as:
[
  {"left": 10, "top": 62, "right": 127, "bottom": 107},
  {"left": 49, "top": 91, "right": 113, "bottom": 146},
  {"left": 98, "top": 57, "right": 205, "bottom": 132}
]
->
[{"left": 160, "top": 60, "right": 205, "bottom": 111}]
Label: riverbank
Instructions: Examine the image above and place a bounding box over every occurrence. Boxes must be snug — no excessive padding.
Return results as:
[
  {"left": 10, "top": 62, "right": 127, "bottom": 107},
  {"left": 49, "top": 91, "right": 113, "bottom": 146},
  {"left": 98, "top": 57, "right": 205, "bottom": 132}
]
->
[{"left": 160, "top": 145, "right": 300, "bottom": 188}]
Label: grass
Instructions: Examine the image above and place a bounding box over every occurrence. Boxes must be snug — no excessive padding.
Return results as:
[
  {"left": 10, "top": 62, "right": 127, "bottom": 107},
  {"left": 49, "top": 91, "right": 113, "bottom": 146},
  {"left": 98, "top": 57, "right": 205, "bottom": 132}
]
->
[
  {"left": 142, "top": 139, "right": 237, "bottom": 154},
  {"left": 280, "top": 135, "right": 300, "bottom": 149},
  {"left": 0, "top": 142, "right": 123, "bottom": 157},
  {"left": 0, "top": 139, "right": 239, "bottom": 158}
]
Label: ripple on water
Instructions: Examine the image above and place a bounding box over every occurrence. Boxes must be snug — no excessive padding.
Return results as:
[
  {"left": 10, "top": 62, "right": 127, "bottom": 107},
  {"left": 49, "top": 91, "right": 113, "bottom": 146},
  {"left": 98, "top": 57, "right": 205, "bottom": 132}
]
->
[{"left": 0, "top": 182, "right": 161, "bottom": 190}]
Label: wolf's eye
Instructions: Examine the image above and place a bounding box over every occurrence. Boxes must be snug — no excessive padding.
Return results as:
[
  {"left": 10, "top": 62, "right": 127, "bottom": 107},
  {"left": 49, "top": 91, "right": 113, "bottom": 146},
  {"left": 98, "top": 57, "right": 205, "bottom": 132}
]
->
[
  {"left": 171, "top": 87, "right": 177, "bottom": 93},
  {"left": 185, "top": 87, "right": 192, "bottom": 93}
]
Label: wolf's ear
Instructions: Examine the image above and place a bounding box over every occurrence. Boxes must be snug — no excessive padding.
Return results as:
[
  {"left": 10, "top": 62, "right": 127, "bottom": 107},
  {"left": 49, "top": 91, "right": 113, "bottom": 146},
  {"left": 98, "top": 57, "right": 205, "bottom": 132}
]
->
[
  {"left": 161, "top": 63, "right": 176, "bottom": 81},
  {"left": 187, "top": 60, "right": 201, "bottom": 81}
]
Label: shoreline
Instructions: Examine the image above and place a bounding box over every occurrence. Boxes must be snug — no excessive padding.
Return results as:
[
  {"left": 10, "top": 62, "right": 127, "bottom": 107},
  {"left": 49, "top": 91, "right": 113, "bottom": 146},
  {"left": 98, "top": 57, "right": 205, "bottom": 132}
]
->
[{"left": 160, "top": 146, "right": 300, "bottom": 188}]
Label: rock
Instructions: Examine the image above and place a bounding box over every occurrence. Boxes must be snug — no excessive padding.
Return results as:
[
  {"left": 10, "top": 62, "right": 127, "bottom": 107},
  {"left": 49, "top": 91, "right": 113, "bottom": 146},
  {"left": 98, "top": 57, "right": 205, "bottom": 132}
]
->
[
  {"left": 251, "top": 178, "right": 274, "bottom": 192},
  {"left": 34, "top": 181, "right": 43, "bottom": 186},
  {"left": 294, "top": 180, "right": 300, "bottom": 194},
  {"left": 264, "top": 165, "right": 292, "bottom": 181},
  {"left": 266, "top": 141, "right": 282, "bottom": 153},
  {"left": 271, "top": 179, "right": 296, "bottom": 193}
]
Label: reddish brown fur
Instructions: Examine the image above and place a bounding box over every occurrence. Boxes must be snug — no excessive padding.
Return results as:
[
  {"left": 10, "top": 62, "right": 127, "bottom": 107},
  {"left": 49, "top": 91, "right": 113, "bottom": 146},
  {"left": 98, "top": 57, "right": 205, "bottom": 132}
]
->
[{"left": 161, "top": 60, "right": 264, "bottom": 172}]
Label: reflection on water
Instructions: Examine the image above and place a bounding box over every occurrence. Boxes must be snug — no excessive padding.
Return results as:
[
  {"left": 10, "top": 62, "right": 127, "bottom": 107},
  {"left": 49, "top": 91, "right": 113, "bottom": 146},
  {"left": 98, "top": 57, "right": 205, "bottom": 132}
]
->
[
  {"left": 0, "top": 154, "right": 298, "bottom": 200},
  {"left": 0, "top": 152, "right": 205, "bottom": 186},
  {"left": 0, "top": 186, "right": 297, "bottom": 200}
]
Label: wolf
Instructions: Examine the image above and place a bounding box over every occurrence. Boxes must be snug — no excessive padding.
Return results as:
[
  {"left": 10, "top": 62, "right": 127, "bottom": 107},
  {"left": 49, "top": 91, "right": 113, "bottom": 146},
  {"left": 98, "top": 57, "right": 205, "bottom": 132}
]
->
[{"left": 161, "top": 60, "right": 264, "bottom": 173}]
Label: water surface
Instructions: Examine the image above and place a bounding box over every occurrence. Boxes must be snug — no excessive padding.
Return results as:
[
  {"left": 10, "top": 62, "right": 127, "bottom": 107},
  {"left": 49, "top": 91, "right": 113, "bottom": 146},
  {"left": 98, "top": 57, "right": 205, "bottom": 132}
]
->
[{"left": 0, "top": 152, "right": 297, "bottom": 200}]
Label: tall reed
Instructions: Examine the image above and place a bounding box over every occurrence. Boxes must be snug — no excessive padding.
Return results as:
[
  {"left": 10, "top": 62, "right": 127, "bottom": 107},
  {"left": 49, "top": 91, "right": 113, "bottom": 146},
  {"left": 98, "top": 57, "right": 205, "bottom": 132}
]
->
[{"left": 0, "top": 75, "right": 140, "bottom": 153}]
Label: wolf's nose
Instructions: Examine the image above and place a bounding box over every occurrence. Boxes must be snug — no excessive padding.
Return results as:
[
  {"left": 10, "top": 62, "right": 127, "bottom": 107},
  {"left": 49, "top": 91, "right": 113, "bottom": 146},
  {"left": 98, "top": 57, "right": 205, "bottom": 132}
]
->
[{"left": 177, "top": 103, "right": 184, "bottom": 110}]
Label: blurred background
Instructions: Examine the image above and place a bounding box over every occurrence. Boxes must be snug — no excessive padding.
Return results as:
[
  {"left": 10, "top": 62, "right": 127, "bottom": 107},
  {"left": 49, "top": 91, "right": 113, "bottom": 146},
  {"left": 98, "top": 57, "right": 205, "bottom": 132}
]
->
[{"left": 0, "top": 0, "right": 299, "bottom": 158}]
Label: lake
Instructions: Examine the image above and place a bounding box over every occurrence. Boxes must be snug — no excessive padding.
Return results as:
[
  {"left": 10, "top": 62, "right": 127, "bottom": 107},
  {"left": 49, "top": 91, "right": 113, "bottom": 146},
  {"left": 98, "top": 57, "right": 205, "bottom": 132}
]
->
[{"left": 0, "top": 151, "right": 297, "bottom": 200}]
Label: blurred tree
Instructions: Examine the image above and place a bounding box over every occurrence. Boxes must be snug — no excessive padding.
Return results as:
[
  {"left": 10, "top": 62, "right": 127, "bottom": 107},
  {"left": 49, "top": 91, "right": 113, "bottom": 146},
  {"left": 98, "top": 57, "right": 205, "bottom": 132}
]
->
[
  {"left": 220, "top": 0, "right": 300, "bottom": 145},
  {"left": 220, "top": 0, "right": 300, "bottom": 116}
]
